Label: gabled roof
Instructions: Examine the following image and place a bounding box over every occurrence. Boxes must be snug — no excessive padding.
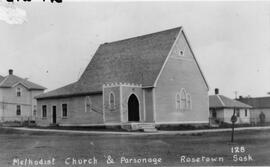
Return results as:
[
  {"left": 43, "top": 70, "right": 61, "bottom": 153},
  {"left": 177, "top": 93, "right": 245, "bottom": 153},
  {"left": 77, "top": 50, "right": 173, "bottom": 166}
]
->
[
  {"left": 78, "top": 27, "right": 182, "bottom": 90},
  {"left": 209, "top": 95, "right": 251, "bottom": 109},
  {"left": 0, "top": 74, "right": 46, "bottom": 90},
  {"left": 237, "top": 97, "right": 270, "bottom": 109},
  {"left": 37, "top": 27, "right": 183, "bottom": 99}
]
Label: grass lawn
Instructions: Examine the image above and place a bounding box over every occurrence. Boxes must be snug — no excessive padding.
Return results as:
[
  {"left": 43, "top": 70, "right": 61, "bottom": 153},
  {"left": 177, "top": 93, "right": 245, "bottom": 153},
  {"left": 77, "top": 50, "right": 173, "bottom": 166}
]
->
[{"left": 0, "top": 128, "right": 269, "bottom": 166}]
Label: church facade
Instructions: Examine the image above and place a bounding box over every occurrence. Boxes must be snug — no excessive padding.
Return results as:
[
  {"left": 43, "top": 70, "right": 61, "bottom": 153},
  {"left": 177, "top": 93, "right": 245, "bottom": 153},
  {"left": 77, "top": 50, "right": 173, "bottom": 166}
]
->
[{"left": 36, "top": 27, "right": 209, "bottom": 129}]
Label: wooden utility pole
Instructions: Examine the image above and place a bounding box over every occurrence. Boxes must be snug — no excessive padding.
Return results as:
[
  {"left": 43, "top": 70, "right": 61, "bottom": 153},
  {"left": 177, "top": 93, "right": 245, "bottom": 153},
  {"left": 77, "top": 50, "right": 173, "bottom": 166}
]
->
[{"left": 231, "top": 108, "right": 237, "bottom": 142}]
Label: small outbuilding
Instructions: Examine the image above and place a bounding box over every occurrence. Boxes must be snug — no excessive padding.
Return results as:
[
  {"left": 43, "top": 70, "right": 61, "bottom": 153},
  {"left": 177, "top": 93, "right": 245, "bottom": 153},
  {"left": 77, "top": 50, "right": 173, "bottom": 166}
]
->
[
  {"left": 209, "top": 89, "right": 252, "bottom": 125},
  {"left": 237, "top": 96, "right": 270, "bottom": 125}
]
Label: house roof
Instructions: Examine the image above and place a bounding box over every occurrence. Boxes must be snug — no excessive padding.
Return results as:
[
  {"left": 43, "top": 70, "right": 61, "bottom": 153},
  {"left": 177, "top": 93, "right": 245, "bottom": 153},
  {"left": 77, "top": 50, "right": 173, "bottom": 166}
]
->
[
  {"left": 237, "top": 97, "right": 270, "bottom": 109},
  {"left": 0, "top": 74, "right": 46, "bottom": 90},
  {"left": 0, "top": 75, "right": 4, "bottom": 82},
  {"left": 209, "top": 95, "right": 252, "bottom": 109},
  {"left": 37, "top": 27, "right": 184, "bottom": 99},
  {"left": 35, "top": 82, "right": 102, "bottom": 99}
]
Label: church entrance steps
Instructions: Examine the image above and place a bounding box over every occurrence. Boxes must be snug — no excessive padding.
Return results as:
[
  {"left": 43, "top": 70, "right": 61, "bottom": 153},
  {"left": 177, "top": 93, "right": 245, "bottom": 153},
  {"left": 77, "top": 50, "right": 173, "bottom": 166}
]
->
[
  {"left": 121, "top": 122, "right": 157, "bottom": 132},
  {"left": 209, "top": 123, "right": 219, "bottom": 128}
]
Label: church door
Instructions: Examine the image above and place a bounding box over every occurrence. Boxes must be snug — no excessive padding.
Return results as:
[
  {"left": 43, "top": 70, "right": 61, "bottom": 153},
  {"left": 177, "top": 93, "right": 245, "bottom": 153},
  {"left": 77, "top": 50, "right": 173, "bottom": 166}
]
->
[{"left": 128, "top": 94, "right": 140, "bottom": 122}]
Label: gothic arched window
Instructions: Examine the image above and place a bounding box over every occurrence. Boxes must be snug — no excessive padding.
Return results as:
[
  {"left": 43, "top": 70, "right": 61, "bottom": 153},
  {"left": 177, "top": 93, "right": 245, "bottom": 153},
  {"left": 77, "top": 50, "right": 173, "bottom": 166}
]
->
[
  {"left": 109, "top": 92, "right": 115, "bottom": 110},
  {"left": 187, "top": 93, "right": 192, "bottom": 110},
  {"left": 85, "top": 96, "right": 92, "bottom": 112},
  {"left": 176, "top": 93, "right": 181, "bottom": 112},
  {"left": 180, "top": 89, "right": 187, "bottom": 111}
]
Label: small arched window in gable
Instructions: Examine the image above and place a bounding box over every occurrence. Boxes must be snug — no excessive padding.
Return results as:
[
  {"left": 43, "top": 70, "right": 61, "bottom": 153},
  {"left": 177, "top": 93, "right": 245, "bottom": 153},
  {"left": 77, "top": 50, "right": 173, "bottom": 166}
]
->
[
  {"left": 176, "top": 93, "right": 181, "bottom": 112},
  {"left": 180, "top": 89, "right": 187, "bottom": 111},
  {"left": 109, "top": 92, "right": 115, "bottom": 110},
  {"left": 85, "top": 96, "right": 92, "bottom": 112},
  {"left": 179, "top": 50, "right": 184, "bottom": 56}
]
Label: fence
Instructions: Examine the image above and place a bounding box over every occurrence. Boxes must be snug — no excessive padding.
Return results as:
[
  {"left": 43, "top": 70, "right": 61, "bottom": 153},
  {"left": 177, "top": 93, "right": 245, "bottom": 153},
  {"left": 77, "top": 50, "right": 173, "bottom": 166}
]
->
[
  {"left": 209, "top": 117, "right": 223, "bottom": 125},
  {"left": 250, "top": 117, "right": 270, "bottom": 126},
  {"left": 209, "top": 117, "right": 270, "bottom": 127},
  {"left": 0, "top": 116, "right": 36, "bottom": 127}
]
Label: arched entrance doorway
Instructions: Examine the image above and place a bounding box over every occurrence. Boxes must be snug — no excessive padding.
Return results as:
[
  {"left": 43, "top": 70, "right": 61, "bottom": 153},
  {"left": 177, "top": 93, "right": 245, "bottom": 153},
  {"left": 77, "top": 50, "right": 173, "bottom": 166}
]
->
[{"left": 128, "top": 94, "right": 140, "bottom": 122}]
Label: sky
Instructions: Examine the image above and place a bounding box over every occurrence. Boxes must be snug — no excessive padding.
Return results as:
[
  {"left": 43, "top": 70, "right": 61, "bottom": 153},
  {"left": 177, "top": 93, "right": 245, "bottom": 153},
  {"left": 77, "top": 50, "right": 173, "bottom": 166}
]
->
[{"left": 0, "top": 1, "right": 269, "bottom": 98}]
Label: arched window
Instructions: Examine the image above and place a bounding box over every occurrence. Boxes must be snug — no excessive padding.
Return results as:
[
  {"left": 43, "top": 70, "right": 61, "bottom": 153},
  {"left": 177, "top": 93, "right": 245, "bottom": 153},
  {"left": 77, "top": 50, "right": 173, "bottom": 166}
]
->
[
  {"left": 109, "top": 92, "right": 115, "bottom": 110},
  {"left": 187, "top": 94, "right": 192, "bottom": 110},
  {"left": 176, "top": 93, "right": 181, "bottom": 112},
  {"left": 85, "top": 96, "right": 92, "bottom": 112},
  {"left": 180, "top": 89, "right": 187, "bottom": 111},
  {"left": 179, "top": 50, "right": 184, "bottom": 56},
  {"left": 176, "top": 89, "right": 192, "bottom": 112}
]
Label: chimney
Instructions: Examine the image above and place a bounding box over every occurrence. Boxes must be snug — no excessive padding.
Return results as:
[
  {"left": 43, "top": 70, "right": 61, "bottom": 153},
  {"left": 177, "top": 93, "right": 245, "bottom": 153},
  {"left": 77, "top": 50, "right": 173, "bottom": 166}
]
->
[
  {"left": 8, "top": 69, "right": 13, "bottom": 75},
  {"left": 215, "top": 88, "right": 219, "bottom": 95}
]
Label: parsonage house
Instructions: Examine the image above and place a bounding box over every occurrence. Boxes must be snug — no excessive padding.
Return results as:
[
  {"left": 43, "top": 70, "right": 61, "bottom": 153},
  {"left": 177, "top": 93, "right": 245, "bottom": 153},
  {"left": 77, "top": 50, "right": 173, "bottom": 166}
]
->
[
  {"left": 237, "top": 96, "right": 270, "bottom": 125},
  {"left": 209, "top": 89, "right": 252, "bottom": 125},
  {"left": 35, "top": 27, "right": 209, "bottom": 130},
  {"left": 0, "top": 69, "right": 46, "bottom": 122}
]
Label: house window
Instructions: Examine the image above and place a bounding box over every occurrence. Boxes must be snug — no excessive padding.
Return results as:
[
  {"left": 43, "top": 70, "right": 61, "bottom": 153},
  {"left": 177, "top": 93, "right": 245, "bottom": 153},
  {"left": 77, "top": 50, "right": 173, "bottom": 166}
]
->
[
  {"left": 109, "top": 92, "right": 115, "bottom": 110},
  {"left": 176, "top": 93, "right": 181, "bottom": 112},
  {"left": 42, "top": 105, "right": 47, "bottom": 118},
  {"left": 62, "top": 104, "right": 68, "bottom": 118},
  {"left": 212, "top": 110, "right": 217, "bottom": 118},
  {"left": 16, "top": 105, "right": 21, "bottom": 116},
  {"left": 85, "top": 96, "right": 92, "bottom": 112},
  {"left": 16, "top": 87, "right": 21, "bottom": 97},
  {"left": 180, "top": 89, "right": 187, "bottom": 111},
  {"left": 236, "top": 109, "right": 240, "bottom": 117},
  {"left": 33, "top": 105, "right": 37, "bottom": 117},
  {"left": 245, "top": 109, "right": 248, "bottom": 117}
]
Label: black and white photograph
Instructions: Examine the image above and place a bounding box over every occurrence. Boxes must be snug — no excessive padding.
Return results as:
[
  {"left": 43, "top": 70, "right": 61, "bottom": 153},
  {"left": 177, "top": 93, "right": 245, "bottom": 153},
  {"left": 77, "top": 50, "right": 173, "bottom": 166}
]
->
[{"left": 0, "top": 0, "right": 270, "bottom": 166}]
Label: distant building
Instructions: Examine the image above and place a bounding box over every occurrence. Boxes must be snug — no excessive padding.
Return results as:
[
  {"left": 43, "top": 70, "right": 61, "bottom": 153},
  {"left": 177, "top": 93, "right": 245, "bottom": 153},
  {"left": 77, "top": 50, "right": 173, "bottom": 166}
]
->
[
  {"left": 0, "top": 69, "right": 46, "bottom": 122},
  {"left": 36, "top": 27, "right": 209, "bottom": 130},
  {"left": 237, "top": 96, "right": 270, "bottom": 124},
  {"left": 209, "top": 89, "right": 252, "bottom": 125}
]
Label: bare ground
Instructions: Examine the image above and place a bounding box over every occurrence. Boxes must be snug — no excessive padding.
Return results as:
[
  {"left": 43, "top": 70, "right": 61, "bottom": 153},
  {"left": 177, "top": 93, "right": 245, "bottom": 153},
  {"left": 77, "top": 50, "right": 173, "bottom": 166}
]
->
[{"left": 0, "top": 128, "right": 269, "bottom": 166}]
